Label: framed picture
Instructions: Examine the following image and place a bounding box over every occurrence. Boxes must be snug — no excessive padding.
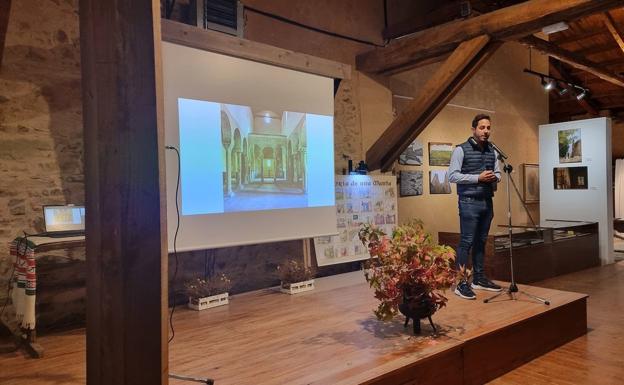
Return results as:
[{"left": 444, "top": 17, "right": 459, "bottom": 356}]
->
[
  {"left": 558, "top": 128, "right": 582, "bottom": 163},
  {"left": 553, "top": 166, "right": 588, "bottom": 190},
  {"left": 428, "top": 142, "right": 453, "bottom": 166},
  {"left": 399, "top": 170, "right": 423, "bottom": 197},
  {"left": 522, "top": 163, "right": 539, "bottom": 203},
  {"left": 399, "top": 139, "right": 423, "bottom": 165},
  {"left": 429, "top": 170, "right": 452, "bottom": 194}
]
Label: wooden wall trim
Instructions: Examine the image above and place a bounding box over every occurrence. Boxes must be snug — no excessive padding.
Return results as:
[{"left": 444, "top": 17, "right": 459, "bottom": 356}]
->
[
  {"left": 79, "top": 0, "right": 168, "bottom": 383},
  {"left": 161, "top": 19, "right": 351, "bottom": 80}
]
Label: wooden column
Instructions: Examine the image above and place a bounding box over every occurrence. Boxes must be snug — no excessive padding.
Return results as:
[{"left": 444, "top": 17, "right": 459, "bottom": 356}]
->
[{"left": 79, "top": 1, "right": 167, "bottom": 384}]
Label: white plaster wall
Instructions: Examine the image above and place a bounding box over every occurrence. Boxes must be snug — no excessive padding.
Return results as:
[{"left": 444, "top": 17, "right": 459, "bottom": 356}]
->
[{"left": 539, "top": 117, "right": 614, "bottom": 264}]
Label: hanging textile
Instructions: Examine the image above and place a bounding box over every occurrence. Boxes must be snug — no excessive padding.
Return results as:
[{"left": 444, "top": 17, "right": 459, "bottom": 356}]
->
[{"left": 10, "top": 237, "right": 37, "bottom": 329}]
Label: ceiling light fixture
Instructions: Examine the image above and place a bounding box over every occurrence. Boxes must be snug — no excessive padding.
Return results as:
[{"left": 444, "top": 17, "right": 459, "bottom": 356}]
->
[
  {"left": 541, "top": 21, "right": 569, "bottom": 35},
  {"left": 524, "top": 69, "right": 588, "bottom": 99}
]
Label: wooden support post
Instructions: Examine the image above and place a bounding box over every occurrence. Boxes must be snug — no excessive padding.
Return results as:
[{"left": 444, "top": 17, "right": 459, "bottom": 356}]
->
[
  {"left": 366, "top": 35, "right": 500, "bottom": 172},
  {"left": 79, "top": 0, "right": 168, "bottom": 384}
]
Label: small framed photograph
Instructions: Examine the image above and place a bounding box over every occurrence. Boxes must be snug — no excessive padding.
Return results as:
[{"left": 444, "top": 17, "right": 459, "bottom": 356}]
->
[{"left": 522, "top": 163, "right": 539, "bottom": 203}]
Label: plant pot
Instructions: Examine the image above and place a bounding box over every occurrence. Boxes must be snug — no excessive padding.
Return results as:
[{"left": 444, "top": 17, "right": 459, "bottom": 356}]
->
[
  {"left": 398, "top": 298, "right": 437, "bottom": 335},
  {"left": 188, "top": 292, "right": 229, "bottom": 311},
  {"left": 280, "top": 279, "right": 315, "bottom": 295}
]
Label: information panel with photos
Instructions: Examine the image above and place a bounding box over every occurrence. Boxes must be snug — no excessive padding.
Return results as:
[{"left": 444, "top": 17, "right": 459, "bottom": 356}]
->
[{"left": 314, "top": 175, "right": 398, "bottom": 266}]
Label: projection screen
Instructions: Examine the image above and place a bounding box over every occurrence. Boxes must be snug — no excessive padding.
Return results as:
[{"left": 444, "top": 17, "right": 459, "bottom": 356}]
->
[{"left": 162, "top": 41, "right": 337, "bottom": 251}]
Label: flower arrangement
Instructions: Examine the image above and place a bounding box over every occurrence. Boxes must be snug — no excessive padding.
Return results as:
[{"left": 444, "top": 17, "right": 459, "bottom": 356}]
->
[
  {"left": 184, "top": 274, "right": 232, "bottom": 299},
  {"left": 277, "top": 259, "right": 316, "bottom": 288},
  {"left": 358, "top": 221, "right": 457, "bottom": 321}
]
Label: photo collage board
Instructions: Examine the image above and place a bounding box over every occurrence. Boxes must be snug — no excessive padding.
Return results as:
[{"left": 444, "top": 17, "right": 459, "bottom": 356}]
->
[
  {"left": 314, "top": 175, "right": 398, "bottom": 266},
  {"left": 398, "top": 139, "right": 453, "bottom": 197}
]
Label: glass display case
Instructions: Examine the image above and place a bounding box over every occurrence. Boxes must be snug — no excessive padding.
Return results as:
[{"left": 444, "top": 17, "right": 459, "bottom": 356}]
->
[{"left": 439, "top": 220, "right": 599, "bottom": 283}]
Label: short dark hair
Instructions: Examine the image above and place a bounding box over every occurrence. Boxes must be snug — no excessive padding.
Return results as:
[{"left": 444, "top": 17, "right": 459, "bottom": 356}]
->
[{"left": 472, "top": 114, "right": 491, "bottom": 128}]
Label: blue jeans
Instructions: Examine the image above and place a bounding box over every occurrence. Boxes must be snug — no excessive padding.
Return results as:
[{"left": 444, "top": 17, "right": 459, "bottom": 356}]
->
[{"left": 457, "top": 196, "right": 493, "bottom": 281}]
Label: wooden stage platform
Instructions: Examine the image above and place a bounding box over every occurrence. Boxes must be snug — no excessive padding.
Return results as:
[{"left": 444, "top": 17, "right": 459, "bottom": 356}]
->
[
  {"left": 0, "top": 271, "right": 587, "bottom": 385},
  {"left": 167, "top": 271, "right": 586, "bottom": 385}
]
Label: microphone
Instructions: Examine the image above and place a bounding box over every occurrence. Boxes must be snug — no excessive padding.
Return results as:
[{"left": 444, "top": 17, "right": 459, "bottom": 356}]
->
[
  {"left": 488, "top": 141, "right": 508, "bottom": 160},
  {"left": 468, "top": 137, "right": 508, "bottom": 160}
]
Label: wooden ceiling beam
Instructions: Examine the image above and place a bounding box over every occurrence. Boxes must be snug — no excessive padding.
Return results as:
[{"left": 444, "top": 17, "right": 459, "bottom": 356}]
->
[
  {"left": 604, "top": 11, "right": 624, "bottom": 55},
  {"left": 520, "top": 35, "right": 624, "bottom": 88},
  {"left": 366, "top": 35, "right": 500, "bottom": 171},
  {"left": 550, "top": 64, "right": 599, "bottom": 115},
  {"left": 356, "top": 0, "right": 622, "bottom": 74},
  {"left": 161, "top": 19, "right": 351, "bottom": 80},
  {"left": 0, "top": 0, "right": 10, "bottom": 67}
]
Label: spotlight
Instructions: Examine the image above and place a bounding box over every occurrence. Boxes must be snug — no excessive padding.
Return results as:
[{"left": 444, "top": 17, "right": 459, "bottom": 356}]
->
[
  {"left": 541, "top": 76, "right": 555, "bottom": 91},
  {"left": 576, "top": 88, "right": 587, "bottom": 100},
  {"left": 557, "top": 83, "right": 569, "bottom": 96}
]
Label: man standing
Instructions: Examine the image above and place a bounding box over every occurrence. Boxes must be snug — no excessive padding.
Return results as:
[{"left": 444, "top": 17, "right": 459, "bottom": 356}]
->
[{"left": 448, "top": 114, "right": 503, "bottom": 299}]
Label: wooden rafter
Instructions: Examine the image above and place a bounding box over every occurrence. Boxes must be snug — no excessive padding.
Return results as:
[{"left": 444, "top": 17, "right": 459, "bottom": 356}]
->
[
  {"left": 0, "top": 0, "right": 10, "bottom": 67},
  {"left": 161, "top": 19, "right": 351, "bottom": 80},
  {"left": 366, "top": 35, "right": 501, "bottom": 171},
  {"left": 520, "top": 35, "right": 624, "bottom": 88},
  {"left": 356, "top": 0, "right": 623, "bottom": 74},
  {"left": 604, "top": 11, "right": 624, "bottom": 55},
  {"left": 550, "top": 64, "right": 599, "bottom": 115}
]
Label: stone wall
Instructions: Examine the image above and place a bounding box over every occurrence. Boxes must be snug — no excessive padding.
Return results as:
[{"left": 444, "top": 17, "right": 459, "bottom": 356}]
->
[
  {"left": 0, "top": 0, "right": 390, "bottom": 326},
  {"left": 0, "top": 0, "right": 83, "bottom": 327}
]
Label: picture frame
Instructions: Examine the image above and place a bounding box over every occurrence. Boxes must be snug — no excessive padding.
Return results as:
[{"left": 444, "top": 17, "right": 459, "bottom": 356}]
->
[
  {"left": 399, "top": 170, "right": 423, "bottom": 197},
  {"left": 429, "top": 170, "right": 452, "bottom": 194},
  {"left": 428, "top": 142, "right": 453, "bottom": 166},
  {"left": 522, "top": 163, "right": 539, "bottom": 203}
]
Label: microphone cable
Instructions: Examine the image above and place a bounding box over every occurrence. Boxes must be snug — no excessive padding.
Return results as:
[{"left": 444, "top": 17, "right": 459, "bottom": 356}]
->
[{"left": 165, "top": 145, "right": 181, "bottom": 344}]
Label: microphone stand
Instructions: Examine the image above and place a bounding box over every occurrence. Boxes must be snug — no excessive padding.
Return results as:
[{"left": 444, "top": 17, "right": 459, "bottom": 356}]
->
[{"left": 483, "top": 153, "right": 550, "bottom": 305}]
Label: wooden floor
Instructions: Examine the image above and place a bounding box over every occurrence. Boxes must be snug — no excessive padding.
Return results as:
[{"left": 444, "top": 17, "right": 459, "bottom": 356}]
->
[
  {"left": 489, "top": 260, "right": 624, "bottom": 385},
  {"left": 0, "top": 262, "right": 621, "bottom": 384}
]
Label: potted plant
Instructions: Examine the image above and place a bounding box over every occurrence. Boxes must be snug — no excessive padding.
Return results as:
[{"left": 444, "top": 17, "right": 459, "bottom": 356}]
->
[
  {"left": 359, "top": 221, "right": 457, "bottom": 334},
  {"left": 185, "top": 273, "right": 232, "bottom": 311},
  {"left": 277, "top": 259, "right": 316, "bottom": 294}
]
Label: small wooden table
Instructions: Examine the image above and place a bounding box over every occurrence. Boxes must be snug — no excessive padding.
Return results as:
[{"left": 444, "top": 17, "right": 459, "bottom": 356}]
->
[{"left": 6, "top": 235, "right": 85, "bottom": 358}]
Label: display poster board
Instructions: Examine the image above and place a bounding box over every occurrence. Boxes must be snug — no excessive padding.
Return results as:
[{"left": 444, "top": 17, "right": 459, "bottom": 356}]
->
[{"left": 314, "top": 175, "right": 398, "bottom": 266}]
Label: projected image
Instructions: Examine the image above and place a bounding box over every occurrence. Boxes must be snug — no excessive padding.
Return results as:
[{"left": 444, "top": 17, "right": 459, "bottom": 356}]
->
[{"left": 178, "top": 98, "right": 334, "bottom": 215}]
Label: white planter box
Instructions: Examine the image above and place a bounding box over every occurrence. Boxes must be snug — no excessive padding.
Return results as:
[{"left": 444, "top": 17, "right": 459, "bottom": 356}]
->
[
  {"left": 280, "top": 279, "right": 315, "bottom": 295},
  {"left": 188, "top": 292, "right": 229, "bottom": 311}
]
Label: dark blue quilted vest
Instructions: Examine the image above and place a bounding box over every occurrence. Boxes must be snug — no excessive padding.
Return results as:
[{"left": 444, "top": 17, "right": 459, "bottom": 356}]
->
[{"left": 457, "top": 139, "right": 497, "bottom": 198}]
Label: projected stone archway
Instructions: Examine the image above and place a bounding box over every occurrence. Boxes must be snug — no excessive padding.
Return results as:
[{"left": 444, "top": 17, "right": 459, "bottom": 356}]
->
[{"left": 220, "top": 105, "right": 309, "bottom": 213}]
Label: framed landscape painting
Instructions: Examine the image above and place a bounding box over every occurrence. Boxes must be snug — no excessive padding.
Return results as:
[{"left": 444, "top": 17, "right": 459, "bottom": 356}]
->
[{"left": 428, "top": 142, "right": 453, "bottom": 166}]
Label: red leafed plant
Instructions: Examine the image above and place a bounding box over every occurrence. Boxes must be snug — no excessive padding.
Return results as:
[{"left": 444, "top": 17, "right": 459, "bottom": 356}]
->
[{"left": 359, "top": 221, "right": 457, "bottom": 321}]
